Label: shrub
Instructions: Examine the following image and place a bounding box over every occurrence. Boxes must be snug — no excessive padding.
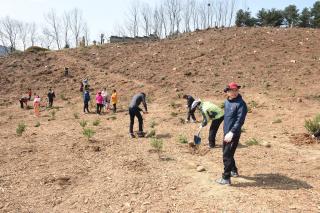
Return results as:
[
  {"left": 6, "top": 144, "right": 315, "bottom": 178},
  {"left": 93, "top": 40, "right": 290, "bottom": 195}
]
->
[
  {"left": 74, "top": 112, "right": 79, "bottom": 119},
  {"left": 272, "top": 118, "right": 282, "bottom": 124},
  {"left": 170, "top": 101, "right": 177, "bottom": 108},
  {"left": 60, "top": 94, "right": 68, "bottom": 101},
  {"left": 49, "top": 110, "right": 56, "bottom": 120},
  {"left": 245, "top": 138, "right": 260, "bottom": 146},
  {"left": 16, "top": 123, "right": 26, "bottom": 136},
  {"left": 304, "top": 114, "right": 320, "bottom": 136},
  {"left": 93, "top": 119, "right": 100, "bottom": 126},
  {"left": 25, "top": 46, "right": 49, "bottom": 53},
  {"left": 150, "top": 120, "right": 157, "bottom": 128},
  {"left": 107, "top": 115, "right": 117, "bottom": 121},
  {"left": 150, "top": 138, "right": 163, "bottom": 158},
  {"left": 79, "top": 120, "right": 88, "bottom": 128},
  {"left": 146, "top": 129, "right": 156, "bottom": 138},
  {"left": 83, "top": 128, "right": 95, "bottom": 141},
  {"left": 34, "top": 121, "right": 40, "bottom": 127},
  {"left": 178, "top": 134, "right": 188, "bottom": 144},
  {"left": 170, "top": 112, "right": 178, "bottom": 117}
]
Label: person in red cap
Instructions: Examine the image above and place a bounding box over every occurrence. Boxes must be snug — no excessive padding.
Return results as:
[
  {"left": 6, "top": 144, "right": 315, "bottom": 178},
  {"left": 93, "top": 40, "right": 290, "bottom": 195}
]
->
[{"left": 216, "top": 82, "right": 248, "bottom": 185}]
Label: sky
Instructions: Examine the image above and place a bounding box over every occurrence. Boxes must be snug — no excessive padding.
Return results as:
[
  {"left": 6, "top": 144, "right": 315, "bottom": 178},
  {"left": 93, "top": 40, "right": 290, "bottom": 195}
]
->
[{"left": 0, "top": 0, "right": 317, "bottom": 41}]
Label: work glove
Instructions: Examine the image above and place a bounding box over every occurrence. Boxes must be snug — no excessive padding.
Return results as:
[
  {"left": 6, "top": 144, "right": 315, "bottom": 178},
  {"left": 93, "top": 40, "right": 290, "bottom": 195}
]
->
[{"left": 224, "top": 131, "right": 234, "bottom": 143}]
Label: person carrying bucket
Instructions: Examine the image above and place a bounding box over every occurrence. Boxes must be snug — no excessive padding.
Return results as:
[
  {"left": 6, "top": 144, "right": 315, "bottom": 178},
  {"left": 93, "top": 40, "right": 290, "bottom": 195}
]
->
[{"left": 191, "top": 99, "right": 224, "bottom": 149}]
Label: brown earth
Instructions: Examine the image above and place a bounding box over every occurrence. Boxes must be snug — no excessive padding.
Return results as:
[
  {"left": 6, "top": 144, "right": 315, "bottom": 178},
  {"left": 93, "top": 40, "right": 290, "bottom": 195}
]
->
[{"left": 0, "top": 27, "right": 320, "bottom": 212}]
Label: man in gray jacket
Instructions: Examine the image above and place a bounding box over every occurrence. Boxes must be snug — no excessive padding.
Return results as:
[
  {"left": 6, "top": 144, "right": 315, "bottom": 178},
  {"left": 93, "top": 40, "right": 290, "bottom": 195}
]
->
[{"left": 129, "top": 92, "right": 148, "bottom": 138}]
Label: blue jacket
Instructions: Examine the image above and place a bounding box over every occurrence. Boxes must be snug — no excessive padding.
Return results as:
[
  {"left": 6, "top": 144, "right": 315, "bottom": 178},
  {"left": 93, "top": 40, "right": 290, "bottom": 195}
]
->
[
  {"left": 83, "top": 91, "right": 90, "bottom": 103},
  {"left": 223, "top": 95, "right": 247, "bottom": 136}
]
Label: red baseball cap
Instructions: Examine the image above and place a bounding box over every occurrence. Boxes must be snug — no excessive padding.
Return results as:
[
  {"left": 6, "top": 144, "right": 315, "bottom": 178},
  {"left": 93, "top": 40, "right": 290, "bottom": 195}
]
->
[{"left": 224, "top": 82, "right": 241, "bottom": 92}]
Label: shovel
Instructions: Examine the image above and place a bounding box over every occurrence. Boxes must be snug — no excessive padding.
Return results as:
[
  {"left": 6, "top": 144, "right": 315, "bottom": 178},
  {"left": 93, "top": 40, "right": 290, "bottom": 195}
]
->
[{"left": 193, "top": 126, "right": 202, "bottom": 145}]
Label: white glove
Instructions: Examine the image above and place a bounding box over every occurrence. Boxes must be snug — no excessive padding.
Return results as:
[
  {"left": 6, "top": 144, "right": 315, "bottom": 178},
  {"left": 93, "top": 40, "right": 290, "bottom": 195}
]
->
[{"left": 224, "top": 131, "right": 234, "bottom": 143}]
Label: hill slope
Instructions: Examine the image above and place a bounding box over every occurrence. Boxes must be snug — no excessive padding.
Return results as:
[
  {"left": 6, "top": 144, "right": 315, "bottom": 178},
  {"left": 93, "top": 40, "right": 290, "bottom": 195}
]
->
[{"left": 0, "top": 27, "right": 319, "bottom": 212}]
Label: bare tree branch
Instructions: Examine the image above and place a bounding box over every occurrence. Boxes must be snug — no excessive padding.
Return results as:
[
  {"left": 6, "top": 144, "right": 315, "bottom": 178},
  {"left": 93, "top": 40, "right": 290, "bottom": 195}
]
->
[
  {"left": 44, "top": 9, "right": 62, "bottom": 49},
  {"left": 70, "top": 8, "right": 84, "bottom": 47}
]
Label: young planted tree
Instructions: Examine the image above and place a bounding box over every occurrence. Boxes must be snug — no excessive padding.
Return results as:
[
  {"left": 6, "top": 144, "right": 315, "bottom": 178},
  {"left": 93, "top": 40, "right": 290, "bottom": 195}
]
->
[
  {"left": 150, "top": 138, "right": 164, "bottom": 159},
  {"left": 83, "top": 128, "right": 96, "bottom": 141}
]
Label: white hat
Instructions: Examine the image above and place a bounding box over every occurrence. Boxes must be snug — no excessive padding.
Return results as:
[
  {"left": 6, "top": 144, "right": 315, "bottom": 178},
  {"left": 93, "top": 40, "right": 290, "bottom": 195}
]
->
[{"left": 191, "top": 99, "right": 201, "bottom": 110}]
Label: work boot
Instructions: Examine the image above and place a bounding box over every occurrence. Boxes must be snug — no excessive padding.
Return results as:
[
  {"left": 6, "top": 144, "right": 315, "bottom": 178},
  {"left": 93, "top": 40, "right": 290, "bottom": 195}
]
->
[
  {"left": 129, "top": 133, "right": 136, "bottom": 138},
  {"left": 215, "top": 178, "right": 231, "bottom": 186},
  {"left": 231, "top": 171, "right": 239, "bottom": 177},
  {"left": 137, "top": 131, "right": 145, "bottom": 138}
]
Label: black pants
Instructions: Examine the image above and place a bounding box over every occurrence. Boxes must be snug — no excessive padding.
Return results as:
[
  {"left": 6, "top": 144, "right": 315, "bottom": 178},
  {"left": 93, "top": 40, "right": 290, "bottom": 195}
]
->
[
  {"left": 129, "top": 107, "right": 143, "bottom": 134},
  {"left": 222, "top": 134, "right": 240, "bottom": 179},
  {"left": 113, "top": 104, "right": 117, "bottom": 113},
  {"left": 84, "top": 102, "right": 89, "bottom": 113},
  {"left": 19, "top": 100, "right": 25, "bottom": 108},
  {"left": 187, "top": 108, "right": 196, "bottom": 121},
  {"left": 96, "top": 104, "right": 103, "bottom": 114},
  {"left": 48, "top": 99, "right": 53, "bottom": 107},
  {"left": 208, "top": 116, "right": 224, "bottom": 147}
]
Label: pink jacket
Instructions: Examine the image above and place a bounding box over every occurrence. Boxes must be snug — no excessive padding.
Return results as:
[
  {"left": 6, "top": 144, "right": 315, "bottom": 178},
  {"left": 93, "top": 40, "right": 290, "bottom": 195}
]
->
[{"left": 96, "top": 94, "right": 103, "bottom": 104}]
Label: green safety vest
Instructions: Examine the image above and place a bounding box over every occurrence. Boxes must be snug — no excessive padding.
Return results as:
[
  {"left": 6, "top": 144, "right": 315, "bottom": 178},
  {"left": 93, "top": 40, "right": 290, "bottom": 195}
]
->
[{"left": 199, "top": 101, "right": 224, "bottom": 126}]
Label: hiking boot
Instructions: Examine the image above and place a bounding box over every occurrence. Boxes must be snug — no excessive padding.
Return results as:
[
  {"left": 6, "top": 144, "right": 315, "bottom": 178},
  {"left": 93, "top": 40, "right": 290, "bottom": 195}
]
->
[
  {"left": 209, "top": 145, "right": 215, "bottom": 149},
  {"left": 215, "top": 178, "right": 231, "bottom": 185},
  {"left": 137, "top": 132, "right": 145, "bottom": 138},
  {"left": 231, "top": 171, "right": 239, "bottom": 177},
  {"left": 129, "top": 133, "right": 136, "bottom": 138}
]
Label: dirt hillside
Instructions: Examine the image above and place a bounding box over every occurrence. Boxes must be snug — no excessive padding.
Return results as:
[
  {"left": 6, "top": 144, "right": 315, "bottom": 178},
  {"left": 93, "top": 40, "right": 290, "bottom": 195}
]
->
[{"left": 0, "top": 27, "right": 320, "bottom": 212}]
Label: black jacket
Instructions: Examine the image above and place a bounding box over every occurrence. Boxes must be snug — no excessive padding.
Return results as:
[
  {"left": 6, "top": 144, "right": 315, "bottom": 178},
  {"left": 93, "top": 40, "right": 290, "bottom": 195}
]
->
[
  {"left": 48, "top": 92, "right": 56, "bottom": 100},
  {"left": 186, "top": 95, "right": 195, "bottom": 108}
]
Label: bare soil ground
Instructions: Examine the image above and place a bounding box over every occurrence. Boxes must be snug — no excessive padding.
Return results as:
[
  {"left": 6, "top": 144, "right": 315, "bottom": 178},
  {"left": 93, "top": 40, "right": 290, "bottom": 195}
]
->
[{"left": 0, "top": 27, "right": 320, "bottom": 212}]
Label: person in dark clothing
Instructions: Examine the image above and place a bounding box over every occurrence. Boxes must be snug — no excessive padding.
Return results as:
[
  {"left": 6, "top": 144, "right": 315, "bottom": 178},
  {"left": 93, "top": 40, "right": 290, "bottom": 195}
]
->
[
  {"left": 216, "top": 82, "right": 248, "bottom": 185},
  {"left": 47, "top": 88, "right": 56, "bottom": 108},
  {"left": 19, "top": 96, "right": 29, "bottom": 109},
  {"left": 83, "top": 90, "right": 91, "bottom": 113},
  {"left": 183, "top": 95, "right": 196, "bottom": 122},
  {"left": 129, "top": 92, "right": 148, "bottom": 138}
]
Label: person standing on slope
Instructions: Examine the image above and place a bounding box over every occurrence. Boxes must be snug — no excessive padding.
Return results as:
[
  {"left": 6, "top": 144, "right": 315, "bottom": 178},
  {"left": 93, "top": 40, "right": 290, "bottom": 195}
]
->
[
  {"left": 83, "top": 89, "right": 91, "bottom": 113},
  {"left": 47, "top": 88, "right": 56, "bottom": 108},
  {"left": 216, "top": 82, "right": 247, "bottom": 186},
  {"left": 96, "top": 91, "right": 104, "bottom": 115}
]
